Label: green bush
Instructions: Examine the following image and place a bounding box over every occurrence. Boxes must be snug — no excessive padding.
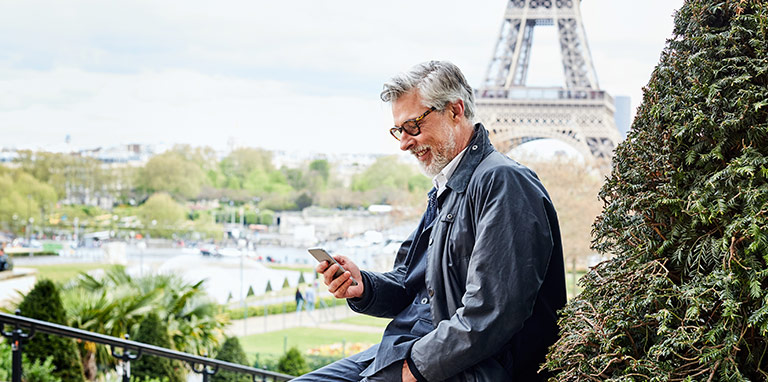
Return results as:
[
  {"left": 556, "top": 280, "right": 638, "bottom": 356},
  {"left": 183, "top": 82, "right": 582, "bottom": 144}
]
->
[
  {"left": 0, "top": 341, "right": 9, "bottom": 381},
  {"left": 17, "top": 279, "right": 85, "bottom": 382},
  {"left": 225, "top": 296, "right": 336, "bottom": 320},
  {"left": 257, "top": 209, "right": 275, "bottom": 226},
  {"left": 252, "top": 353, "right": 280, "bottom": 371},
  {"left": 23, "top": 356, "right": 62, "bottom": 382},
  {"left": 130, "top": 377, "right": 169, "bottom": 382},
  {"left": 276, "top": 347, "right": 309, "bottom": 376},
  {"left": 546, "top": 0, "right": 768, "bottom": 380},
  {"left": 131, "top": 313, "right": 184, "bottom": 382},
  {"left": 0, "top": 342, "right": 61, "bottom": 382},
  {"left": 212, "top": 337, "right": 250, "bottom": 382}
]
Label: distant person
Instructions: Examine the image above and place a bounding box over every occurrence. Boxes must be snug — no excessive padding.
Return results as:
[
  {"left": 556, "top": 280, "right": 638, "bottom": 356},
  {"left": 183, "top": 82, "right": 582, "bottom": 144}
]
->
[
  {"left": 295, "top": 287, "right": 305, "bottom": 314},
  {"left": 305, "top": 283, "right": 316, "bottom": 312},
  {"left": 0, "top": 245, "right": 11, "bottom": 272},
  {"left": 297, "top": 61, "right": 566, "bottom": 381}
]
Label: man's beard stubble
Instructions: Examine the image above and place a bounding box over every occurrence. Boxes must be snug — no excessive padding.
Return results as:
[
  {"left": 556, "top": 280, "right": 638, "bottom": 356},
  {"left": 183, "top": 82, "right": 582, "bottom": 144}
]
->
[{"left": 414, "top": 127, "right": 457, "bottom": 178}]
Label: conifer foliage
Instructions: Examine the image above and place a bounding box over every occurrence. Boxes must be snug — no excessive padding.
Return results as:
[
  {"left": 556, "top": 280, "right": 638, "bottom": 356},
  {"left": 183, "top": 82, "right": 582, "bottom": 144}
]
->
[
  {"left": 211, "top": 337, "right": 250, "bottom": 382},
  {"left": 131, "top": 313, "right": 184, "bottom": 382},
  {"left": 546, "top": 0, "right": 768, "bottom": 380},
  {"left": 18, "top": 279, "right": 85, "bottom": 382},
  {"left": 277, "top": 347, "right": 310, "bottom": 376}
]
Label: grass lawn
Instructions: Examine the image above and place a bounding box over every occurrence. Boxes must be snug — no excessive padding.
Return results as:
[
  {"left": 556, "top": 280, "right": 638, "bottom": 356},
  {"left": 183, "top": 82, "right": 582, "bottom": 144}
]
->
[
  {"left": 24, "top": 263, "right": 110, "bottom": 284},
  {"left": 239, "top": 327, "right": 381, "bottom": 356},
  {"left": 335, "top": 315, "right": 391, "bottom": 328}
]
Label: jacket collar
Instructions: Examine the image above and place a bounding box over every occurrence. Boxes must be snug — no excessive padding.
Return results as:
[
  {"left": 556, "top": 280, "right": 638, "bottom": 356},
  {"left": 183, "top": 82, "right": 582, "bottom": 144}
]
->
[{"left": 445, "top": 123, "right": 493, "bottom": 194}]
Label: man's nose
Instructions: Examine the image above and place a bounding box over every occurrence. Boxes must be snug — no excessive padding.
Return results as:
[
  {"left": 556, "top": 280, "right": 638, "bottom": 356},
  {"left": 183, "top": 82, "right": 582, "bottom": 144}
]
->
[{"left": 399, "top": 133, "right": 415, "bottom": 151}]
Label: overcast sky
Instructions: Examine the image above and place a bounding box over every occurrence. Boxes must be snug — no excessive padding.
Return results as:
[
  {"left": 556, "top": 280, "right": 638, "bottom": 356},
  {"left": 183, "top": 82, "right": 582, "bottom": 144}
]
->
[{"left": 0, "top": 0, "right": 684, "bottom": 155}]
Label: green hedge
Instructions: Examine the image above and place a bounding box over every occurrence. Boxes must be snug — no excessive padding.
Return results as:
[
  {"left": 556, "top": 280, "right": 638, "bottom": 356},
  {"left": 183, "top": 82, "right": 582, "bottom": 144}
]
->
[
  {"left": 226, "top": 296, "right": 338, "bottom": 320},
  {"left": 252, "top": 352, "right": 341, "bottom": 374}
]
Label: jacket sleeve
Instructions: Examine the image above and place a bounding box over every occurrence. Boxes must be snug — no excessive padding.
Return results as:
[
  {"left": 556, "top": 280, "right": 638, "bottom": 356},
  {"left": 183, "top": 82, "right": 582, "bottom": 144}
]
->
[
  {"left": 347, "top": 229, "right": 416, "bottom": 318},
  {"left": 410, "top": 165, "right": 556, "bottom": 381}
]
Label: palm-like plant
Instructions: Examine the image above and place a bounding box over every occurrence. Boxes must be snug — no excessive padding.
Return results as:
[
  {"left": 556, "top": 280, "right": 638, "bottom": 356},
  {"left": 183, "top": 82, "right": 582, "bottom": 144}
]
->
[{"left": 61, "top": 266, "right": 229, "bottom": 375}]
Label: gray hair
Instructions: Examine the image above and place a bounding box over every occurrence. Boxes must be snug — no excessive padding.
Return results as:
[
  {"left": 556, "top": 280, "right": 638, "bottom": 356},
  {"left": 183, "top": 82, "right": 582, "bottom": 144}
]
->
[{"left": 380, "top": 60, "right": 475, "bottom": 122}]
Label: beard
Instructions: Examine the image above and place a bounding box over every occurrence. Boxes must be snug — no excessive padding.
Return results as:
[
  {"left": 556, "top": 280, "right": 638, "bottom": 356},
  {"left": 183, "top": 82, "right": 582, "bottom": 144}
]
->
[{"left": 413, "top": 127, "right": 457, "bottom": 178}]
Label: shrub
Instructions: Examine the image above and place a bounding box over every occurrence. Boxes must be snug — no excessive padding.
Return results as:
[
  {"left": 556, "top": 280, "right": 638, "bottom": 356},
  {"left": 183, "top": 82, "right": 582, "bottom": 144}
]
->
[
  {"left": 17, "top": 279, "right": 85, "bottom": 382},
  {"left": 276, "top": 347, "right": 310, "bottom": 376},
  {"left": 212, "top": 337, "right": 249, "bottom": 382},
  {"left": 0, "top": 341, "right": 9, "bottom": 381},
  {"left": 23, "top": 356, "right": 62, "bottom": 382},
  {"left": 546, "top": 0, "right": 768, "bottom": 380},
  {"left": 0, "top": 343, "right": 61, "bottom": 382},
  {"left": 226, "top": 296, "right": 336, "bottom": 320},
  {"left": 131, "top": 313, "right": 184, "bottom": 382},
  {"left": 251, "top": 353, "right": 280, "bottom": 372}
]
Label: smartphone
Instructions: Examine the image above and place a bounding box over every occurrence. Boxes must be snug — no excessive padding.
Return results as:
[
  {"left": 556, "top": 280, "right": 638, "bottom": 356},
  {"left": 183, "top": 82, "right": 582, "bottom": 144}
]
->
[{"left": 308, "top": 247, "right": 358, "bottom": 286}]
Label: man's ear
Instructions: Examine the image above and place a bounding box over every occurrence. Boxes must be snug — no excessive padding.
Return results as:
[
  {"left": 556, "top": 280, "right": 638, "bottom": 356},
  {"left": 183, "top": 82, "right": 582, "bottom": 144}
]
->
[{"left": 449, "top": 100, "right": 465, "bottom": 121}]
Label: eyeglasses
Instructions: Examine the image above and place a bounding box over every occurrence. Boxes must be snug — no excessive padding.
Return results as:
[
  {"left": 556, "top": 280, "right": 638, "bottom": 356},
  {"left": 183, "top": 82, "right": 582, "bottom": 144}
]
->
[{"left": 389, "top": 107, "right": 436, "bottom": 141}]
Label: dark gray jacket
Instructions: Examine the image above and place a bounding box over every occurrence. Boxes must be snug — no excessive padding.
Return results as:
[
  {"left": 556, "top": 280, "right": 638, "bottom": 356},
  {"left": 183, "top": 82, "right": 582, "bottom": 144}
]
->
[{"left": 351, "top": 124, "right": 566, "bottom": 381}]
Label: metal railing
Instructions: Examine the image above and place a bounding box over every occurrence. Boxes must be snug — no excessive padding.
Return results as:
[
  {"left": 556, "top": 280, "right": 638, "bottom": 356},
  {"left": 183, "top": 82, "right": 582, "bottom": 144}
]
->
[{"left": 0, "top": 311, "right": 294, "bottom": 382}]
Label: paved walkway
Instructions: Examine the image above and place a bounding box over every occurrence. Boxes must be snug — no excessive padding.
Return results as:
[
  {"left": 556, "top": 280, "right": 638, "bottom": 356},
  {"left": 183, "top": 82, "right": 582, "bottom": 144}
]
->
[
  {"left": 226, "top": 305, "right": 386, "bottom": 337},
  {"left": 0, "top": 268, "right": 38, "bottom": 307}
]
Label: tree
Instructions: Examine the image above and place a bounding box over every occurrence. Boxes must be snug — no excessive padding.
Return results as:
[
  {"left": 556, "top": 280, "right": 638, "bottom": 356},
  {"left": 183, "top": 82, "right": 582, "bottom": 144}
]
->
[
  {"left": 192, "top": 210, "right": 224, "bottom": 240},
  {"left": 308, "top": 159, "right": 330, "bottom": 181},
  {"left": 0, "top": 170, "right": 58, "bottom": 234},
  {"left": 18, "top": 279, "right": 85, "bottom": 382},
  {"left": 212, "top": 337, "right": 250, "bottom": 382},
  {"left": 138, "top": 192, "right": 187, "bottom": 238},
  {"left": 138, "top": 151, "right": 207, "bottom": 200},
  {"left": 546, "top": 1, "right": 768, "bottom": 380},
  {"left": 131, "top": 313, "right": 184, "bottom": 382},
  {"left": 306, "top": 159, "right": 331, "bottom": 192},
  {"left": 13, "top": 151, "right": 112, "bottom": 201},
  {"left": 294, "top": 192, "right": 313, "bottom": 210},
  {"left": 350, "top": 155, "right": 431, "bottom": 207},
  {"left": 276, "top": 347, "right": 309, "bottom": 376},
  {"left": 523, "top": 159, "right": 604, "bottom": 271}
]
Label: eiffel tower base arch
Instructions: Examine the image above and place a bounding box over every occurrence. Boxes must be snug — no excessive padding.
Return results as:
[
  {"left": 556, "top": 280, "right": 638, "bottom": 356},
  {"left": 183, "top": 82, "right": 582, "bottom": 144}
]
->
[{"left": 476, "top": 92, "right": 622, "bottom": 163}]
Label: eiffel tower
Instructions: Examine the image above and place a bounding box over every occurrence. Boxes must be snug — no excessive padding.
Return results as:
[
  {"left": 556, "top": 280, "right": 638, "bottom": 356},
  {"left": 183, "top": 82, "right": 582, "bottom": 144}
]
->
[{"left": 476, "top": 0, "right": 621, "bottom": 161}]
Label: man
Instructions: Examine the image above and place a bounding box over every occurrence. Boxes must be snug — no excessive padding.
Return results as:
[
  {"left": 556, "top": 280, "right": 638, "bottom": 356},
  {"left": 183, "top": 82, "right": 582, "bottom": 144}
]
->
[
  {"left": 296, "top": 61, "right": 566, "bottom": 381},
  {"left": 305, "top": 282, "right": 317, "bottom": 312}
]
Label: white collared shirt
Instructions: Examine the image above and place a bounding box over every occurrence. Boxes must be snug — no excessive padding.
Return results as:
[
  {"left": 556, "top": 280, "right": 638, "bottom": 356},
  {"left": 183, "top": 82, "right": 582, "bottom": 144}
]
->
[{"left": 432, "top": 146, "right": 468, "bottom": 198}]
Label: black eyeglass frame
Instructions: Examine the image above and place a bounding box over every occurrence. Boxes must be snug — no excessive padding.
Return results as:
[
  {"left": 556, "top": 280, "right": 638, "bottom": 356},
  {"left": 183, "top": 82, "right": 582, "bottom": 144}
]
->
[{"left": 389, "top": 107, "right": 436, "bottom": 141}]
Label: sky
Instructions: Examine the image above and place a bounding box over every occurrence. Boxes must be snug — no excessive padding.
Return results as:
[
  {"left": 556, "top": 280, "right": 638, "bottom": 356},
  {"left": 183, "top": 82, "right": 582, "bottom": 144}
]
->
[{"left": 0, "top": 0, "right": 685, "bottom": 156}]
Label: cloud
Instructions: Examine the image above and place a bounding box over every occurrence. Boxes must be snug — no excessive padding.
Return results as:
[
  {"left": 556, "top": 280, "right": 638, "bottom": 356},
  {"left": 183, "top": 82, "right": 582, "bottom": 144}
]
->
[
  {"left": 0, "top": 66, "right": 399, "bottom": 154},
  {"left": 0, "top": 0, "right": 685, "bottom": 154}
]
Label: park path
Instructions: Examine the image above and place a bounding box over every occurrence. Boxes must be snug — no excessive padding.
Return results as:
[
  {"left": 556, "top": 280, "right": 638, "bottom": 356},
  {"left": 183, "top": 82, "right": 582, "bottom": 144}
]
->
[
  {"left": 226, "top": 305, "right": 386, "bottom": 337},
  {"left": 0, "top": 268, "right": 37, "bottom": 307}
]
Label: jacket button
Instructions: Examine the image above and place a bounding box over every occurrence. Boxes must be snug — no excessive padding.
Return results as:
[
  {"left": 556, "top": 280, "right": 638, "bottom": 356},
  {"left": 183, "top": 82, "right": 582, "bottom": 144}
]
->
[
  {"left": 446, "top": 213, "right": 453, "bottom": 219},
  {"left": 428, "top": 288, "right": 434, "bottom": 297},
  {"left": 471, "top": 144, "right": 478, "bottom": 150},
  {"left": 428, "top": 237, "right": 433, "bottom": 245},
  {"left": 421, "top": 297, "right": 428, "bottom": 304}
]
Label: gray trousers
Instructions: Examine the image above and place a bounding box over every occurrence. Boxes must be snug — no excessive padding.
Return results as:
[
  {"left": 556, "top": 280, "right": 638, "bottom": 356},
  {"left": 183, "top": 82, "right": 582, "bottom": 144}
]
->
[{"left": 290, "top": 344, "right": 402, "bottom": 382}]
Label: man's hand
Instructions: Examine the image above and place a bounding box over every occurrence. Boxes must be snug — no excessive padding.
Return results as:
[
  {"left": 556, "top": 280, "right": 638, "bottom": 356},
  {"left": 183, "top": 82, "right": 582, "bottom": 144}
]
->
[
  {"left": 315, "top": 255, "right": 363, "bottom": 299},
  {"left": 402, "top": 360, "right": 417, "bottom": 382}
]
